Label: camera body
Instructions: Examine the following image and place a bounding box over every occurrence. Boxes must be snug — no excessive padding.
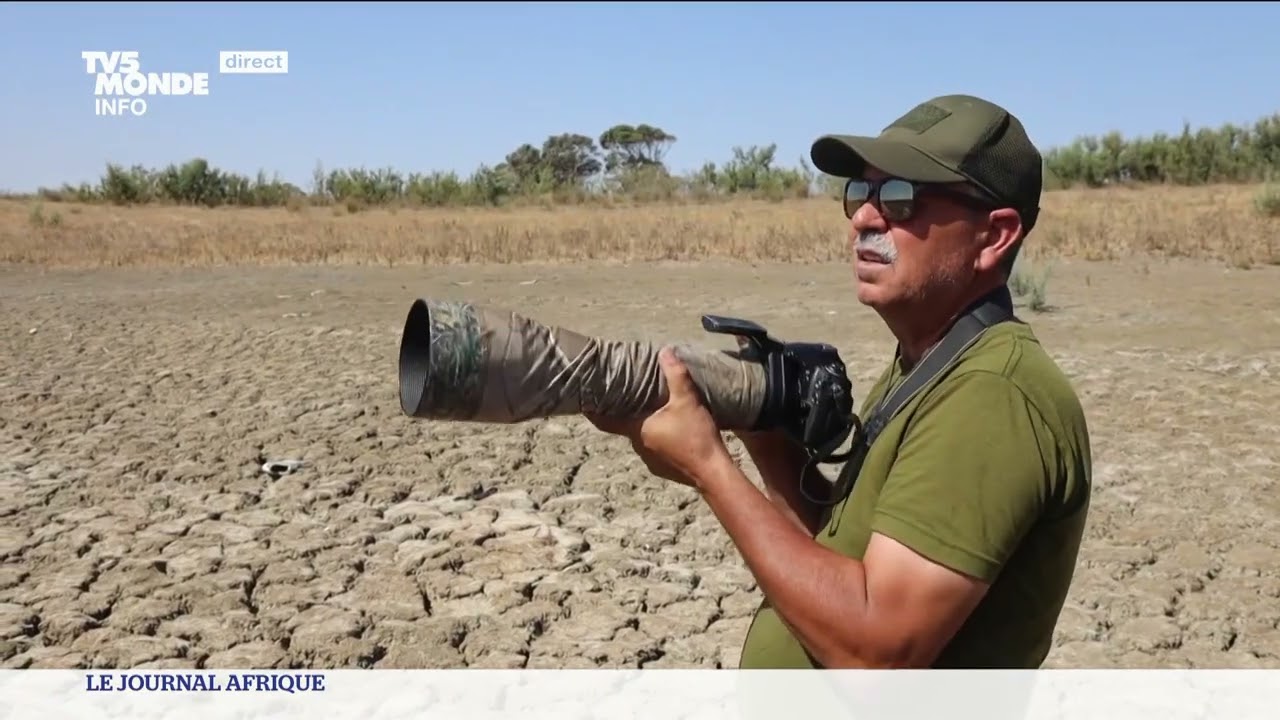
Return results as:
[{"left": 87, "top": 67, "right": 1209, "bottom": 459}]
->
[{"left": 701, "top": 314, "right": 857, "bottom": 460}]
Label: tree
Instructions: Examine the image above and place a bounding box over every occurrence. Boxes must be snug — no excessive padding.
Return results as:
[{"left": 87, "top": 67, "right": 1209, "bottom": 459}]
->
[
  {"left": 598, "top": 123, "right": 677, "bottom": 173},
  {"left": 539, "top": 133, "right": 602, "bottom": 187},
  {"left": 503, "top": 143, "right": 544, "bottom": 188}
]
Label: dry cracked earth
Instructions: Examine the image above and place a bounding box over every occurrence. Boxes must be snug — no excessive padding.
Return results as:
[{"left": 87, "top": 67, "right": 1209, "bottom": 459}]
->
[{"left": 2, "top": 258, "right": 1279, "bottom": 670}]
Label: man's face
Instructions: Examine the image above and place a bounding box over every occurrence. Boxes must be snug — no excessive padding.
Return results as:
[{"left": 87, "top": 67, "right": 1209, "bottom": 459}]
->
[{"left": 846, "top": 166, "right": 996, "bottom": 313}]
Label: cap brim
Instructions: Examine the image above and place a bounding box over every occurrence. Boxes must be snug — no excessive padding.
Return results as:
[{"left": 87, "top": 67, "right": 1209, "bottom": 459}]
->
[{"left": 810, "top": 134, "right": 966, "bottom": 183}]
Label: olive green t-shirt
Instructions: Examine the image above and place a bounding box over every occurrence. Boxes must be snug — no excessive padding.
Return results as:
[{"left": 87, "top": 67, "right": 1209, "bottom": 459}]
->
[{"left": 737, "top": 320, "right": 1092, "bottom": 668}]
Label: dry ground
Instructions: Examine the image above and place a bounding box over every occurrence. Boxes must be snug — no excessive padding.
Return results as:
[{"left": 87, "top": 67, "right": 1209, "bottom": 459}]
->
[{"left": 1, "top": 188, "right": 1279, "bottom": 670}]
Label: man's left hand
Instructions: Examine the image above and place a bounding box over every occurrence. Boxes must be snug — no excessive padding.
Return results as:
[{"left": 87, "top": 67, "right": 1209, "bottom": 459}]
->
[{"left": 585, "top": 346, "right": 734, "bottom": 488}]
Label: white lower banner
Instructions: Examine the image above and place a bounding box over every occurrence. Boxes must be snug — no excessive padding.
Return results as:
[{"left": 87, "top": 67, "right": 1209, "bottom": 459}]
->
[{"left": 0, "top": 669, "right": 1277, "bottom": 719}]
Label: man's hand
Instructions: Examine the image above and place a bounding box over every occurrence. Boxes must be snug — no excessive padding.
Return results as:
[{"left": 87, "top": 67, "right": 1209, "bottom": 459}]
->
[{"left": 585, "top": 346, "right": 735, "bottom": 489}]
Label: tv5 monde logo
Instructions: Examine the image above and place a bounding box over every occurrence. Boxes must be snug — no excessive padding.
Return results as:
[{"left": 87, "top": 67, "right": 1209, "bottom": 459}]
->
[{"left": 81, "top": 50, "right": 288, "bottom": 117}]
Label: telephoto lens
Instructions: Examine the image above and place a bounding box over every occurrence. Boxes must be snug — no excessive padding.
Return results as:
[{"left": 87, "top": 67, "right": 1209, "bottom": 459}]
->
[{"left": 396, "top": 298, "right": 771, "bottom": 429}]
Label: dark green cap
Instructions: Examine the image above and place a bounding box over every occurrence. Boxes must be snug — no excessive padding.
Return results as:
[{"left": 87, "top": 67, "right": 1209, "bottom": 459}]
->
[{"left": 811, "top": 94, "right": 1042, "bottom": 231}]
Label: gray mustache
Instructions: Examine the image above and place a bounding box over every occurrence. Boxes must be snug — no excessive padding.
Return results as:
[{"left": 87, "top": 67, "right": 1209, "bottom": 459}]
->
[{"left": 855, "top": 231, "right": 898, "bottom": 263}]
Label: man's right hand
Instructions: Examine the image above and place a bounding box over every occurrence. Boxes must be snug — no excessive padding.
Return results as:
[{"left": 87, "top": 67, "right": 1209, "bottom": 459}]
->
[
  {"left": 584, "top": 413, "right": 698, "bottom": 489},
  {"left": 586, "top": 417, "right": 827, "bottom": 534}
]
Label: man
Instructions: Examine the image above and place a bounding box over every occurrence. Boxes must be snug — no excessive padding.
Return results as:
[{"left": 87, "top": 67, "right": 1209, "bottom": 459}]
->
[{"left": 589, "top": 94, "right": 1092, "bottom": 669}]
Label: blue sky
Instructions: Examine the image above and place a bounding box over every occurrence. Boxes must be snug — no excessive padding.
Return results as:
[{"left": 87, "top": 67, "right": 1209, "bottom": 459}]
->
[{"left": 1, "top": 1, "right": 1278, "bottom": 193}]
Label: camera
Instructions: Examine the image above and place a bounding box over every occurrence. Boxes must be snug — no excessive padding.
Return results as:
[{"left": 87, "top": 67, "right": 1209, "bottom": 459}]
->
[
  {"left": 701, "top": 313, "right": 858, "bottom": 462},
  {"left": 397, "top": 297, "right": 860, "bottom": 469}
]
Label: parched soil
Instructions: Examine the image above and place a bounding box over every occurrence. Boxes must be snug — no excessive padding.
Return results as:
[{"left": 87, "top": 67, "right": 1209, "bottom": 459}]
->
[{"left": 2, "top": 258, "right": 1278, "bottom": 669}]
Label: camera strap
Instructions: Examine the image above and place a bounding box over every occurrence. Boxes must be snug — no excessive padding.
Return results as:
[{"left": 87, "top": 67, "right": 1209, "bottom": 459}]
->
[{"left": 800, "top": 285, "right": 1017, "bottom": 507}]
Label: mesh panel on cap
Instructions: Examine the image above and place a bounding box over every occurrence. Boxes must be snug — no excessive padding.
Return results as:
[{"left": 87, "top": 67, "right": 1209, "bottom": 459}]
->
[{"left": 959, "top": 116, "right": 1042, "bottom": 231}]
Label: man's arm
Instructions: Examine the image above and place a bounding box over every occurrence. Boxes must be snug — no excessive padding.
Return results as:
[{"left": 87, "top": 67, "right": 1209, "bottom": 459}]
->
[
  {"left": 697, "top": 371, "right": 1053, "bottom": 668},
  {"left": 735, "top": 432, "right": 827, "bottom": 536}
]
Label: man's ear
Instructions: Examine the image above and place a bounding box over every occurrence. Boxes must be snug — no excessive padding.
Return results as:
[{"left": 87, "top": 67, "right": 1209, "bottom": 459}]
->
[{"left": 975, "top": 208, "right": 1022, "bottom": 273}]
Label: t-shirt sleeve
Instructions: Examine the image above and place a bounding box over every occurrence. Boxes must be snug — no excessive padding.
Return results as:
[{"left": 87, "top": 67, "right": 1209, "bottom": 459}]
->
[{"left": 869, "top": 369, "right": 1053, "bottom": 584}]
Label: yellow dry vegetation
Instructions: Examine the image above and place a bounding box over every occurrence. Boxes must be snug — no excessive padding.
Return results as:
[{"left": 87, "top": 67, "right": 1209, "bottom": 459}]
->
[{"left": 4, "top": 183, "right": 1278, "bottom": 269}]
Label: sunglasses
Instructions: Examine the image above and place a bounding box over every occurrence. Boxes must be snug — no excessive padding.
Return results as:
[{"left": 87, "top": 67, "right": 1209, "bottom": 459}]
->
[{"left": 843, "top": 177, "right": 997, "bottom": 222}]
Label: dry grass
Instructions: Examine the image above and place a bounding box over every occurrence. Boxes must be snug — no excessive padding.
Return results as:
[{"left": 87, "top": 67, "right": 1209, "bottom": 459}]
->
[{"left": 3, "top": 183, "right": 1279, "bottom": 269}]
